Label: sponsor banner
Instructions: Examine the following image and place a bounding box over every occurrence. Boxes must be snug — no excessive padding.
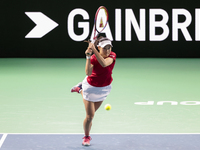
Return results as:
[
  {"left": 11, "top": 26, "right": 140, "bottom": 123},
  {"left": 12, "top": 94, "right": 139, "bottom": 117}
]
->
[{"left": 1, "top": 0, "right": 200, "bottom": 58}]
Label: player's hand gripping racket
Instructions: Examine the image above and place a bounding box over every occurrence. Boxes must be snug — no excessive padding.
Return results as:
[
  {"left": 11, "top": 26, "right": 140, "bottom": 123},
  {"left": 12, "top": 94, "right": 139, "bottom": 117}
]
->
[{"left": 85, "top": 6, "right": 109, "bottom": 55}]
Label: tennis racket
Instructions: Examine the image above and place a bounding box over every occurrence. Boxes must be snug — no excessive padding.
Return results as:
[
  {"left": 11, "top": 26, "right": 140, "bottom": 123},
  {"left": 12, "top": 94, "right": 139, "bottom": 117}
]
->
[
  {"left": 85, "top": 6, "right": 109, "bottom": 55},
  {"left": 93, "top": 6, "right": 109, "bottom": 41}
]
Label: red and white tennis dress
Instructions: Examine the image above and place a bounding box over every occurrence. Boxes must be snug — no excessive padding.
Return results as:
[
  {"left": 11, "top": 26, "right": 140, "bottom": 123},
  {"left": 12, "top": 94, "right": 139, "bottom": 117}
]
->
[{"left": 82, "top": 51, "right": 116, "bottom": 102}]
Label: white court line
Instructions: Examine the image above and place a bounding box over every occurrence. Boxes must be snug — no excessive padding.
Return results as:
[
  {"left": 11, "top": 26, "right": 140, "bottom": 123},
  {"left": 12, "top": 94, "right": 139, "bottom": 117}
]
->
[
  {"left": 0, "top": 134, "right": 7, "bottom": 149},
  {"left": 0, "top": 133, "right": 200, "bottom": 135}
]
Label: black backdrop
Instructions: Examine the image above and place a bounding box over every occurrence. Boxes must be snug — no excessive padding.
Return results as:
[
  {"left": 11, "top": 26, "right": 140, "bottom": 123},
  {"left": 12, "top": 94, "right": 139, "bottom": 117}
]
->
[{"left": 1, "top": 0, "right": 200, "bottom": 58}]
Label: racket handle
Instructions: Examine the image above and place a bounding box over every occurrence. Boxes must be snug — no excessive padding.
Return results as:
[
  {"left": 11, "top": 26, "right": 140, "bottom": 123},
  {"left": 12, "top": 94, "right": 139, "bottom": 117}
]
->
[
  {"left": 91, "top": 39, "right": 95, "bottom": 43},
  {"left": 86, "top": 53, "right": 92, "bottom": 55}
]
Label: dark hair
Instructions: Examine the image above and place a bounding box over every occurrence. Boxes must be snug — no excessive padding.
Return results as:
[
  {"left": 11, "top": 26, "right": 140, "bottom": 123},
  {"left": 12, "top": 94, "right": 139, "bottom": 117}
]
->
[{"left": 94, "top": 36, "right": 104, "bottom": 49}]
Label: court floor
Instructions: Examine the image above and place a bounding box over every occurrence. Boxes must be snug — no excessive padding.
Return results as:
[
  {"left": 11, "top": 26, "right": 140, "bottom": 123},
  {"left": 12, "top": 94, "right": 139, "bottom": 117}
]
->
[
  {"left": 0, "top": 58, "right": 200, "bottom": 148},
  {"left": 1, "top": 133, "right": 200, "bottom": 150}
]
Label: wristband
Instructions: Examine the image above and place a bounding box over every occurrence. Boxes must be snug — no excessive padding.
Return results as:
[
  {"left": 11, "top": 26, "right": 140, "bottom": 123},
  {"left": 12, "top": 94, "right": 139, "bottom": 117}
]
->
[{"left": 86, "top": 56, "right": 91, "bottom": 59}]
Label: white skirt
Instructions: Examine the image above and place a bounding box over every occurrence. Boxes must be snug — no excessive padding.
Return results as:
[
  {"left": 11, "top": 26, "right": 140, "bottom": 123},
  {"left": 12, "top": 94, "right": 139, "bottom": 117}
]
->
[{"left": 82, "top": 76, "right": 112, "bottom": 102}]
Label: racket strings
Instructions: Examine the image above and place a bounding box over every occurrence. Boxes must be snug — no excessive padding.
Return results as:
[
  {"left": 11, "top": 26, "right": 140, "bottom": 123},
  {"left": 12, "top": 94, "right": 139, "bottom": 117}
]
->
[{"left": 93, "top": 6, "right": 109, "bottom": 40}]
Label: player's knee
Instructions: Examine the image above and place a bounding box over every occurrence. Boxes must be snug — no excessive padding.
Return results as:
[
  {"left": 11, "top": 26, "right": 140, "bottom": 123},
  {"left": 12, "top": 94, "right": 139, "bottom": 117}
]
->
[{"left": 86, "top": 115, "right": 94, "bottom": 122}]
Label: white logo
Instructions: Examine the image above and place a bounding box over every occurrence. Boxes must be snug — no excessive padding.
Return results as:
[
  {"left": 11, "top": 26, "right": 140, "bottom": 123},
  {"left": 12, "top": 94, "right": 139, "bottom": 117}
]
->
[
  {"left": 68, "top": 8, "right": 200, "bottom": 41},
  {"left": 25, "top": 12, "right": 59, "bottom": 38},
  {"left": 25, "top": 8, "right": 200, "bottom": 41},
  {"left": 134, "top": 101, "right": 200, "bottom": 105},
  {"left": 109, "top": 55, "right": 115, "bottom": 58}
]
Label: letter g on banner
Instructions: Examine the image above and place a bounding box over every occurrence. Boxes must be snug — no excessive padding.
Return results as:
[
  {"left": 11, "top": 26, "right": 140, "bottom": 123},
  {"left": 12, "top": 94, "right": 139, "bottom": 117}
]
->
[{"left": 68, "top": 9, "right": 89, "bottom": 41}]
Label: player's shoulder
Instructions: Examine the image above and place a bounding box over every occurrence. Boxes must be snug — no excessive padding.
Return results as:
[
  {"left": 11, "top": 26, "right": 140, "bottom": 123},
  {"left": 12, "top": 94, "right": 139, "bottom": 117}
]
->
[
  {"left": 91, "top": 54, "right": 96, "bottom": 59},
  {"left": 109, "top": 51, "right": 116, "bottom": 59},
  {"left": 90, "top": 54, "right": 97, "bottom": 63}
]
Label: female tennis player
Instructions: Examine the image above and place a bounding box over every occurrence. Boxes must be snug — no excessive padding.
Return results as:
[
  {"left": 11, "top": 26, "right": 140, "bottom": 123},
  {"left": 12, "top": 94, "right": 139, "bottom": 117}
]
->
[{"left": 71, "top": 36, "right": 116, "bottom": 146}]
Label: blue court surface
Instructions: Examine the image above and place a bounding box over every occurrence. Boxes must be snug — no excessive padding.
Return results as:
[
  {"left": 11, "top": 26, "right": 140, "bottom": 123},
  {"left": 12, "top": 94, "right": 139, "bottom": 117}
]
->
[{"left": 0, "top": 133, "right": 200, "bottom": 150}]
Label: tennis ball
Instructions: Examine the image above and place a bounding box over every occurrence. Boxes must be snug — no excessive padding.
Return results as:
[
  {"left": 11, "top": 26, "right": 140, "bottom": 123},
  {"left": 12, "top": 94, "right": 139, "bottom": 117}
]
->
[{"left": 104, "top": 104, "right": 111, "bottom": 110}]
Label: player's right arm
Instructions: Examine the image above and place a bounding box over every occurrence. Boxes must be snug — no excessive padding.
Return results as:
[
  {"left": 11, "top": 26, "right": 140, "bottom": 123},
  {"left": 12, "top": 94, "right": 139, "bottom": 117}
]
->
[{"left": 85, "top": 48, "right": 93, "bottom": 76}]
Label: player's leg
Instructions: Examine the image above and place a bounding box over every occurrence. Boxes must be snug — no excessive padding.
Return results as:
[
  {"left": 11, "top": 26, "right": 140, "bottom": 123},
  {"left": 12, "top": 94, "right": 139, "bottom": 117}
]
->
[
  {"left": 81, "top": 90, "right": 103, "bottom": 112},
  {"left": 81, "top": 86, "right": 105, "bottom": 146},
  {"left": 83, "top": 99, "right": 95, "bottom": 136},
  {"left": 94, "top": 101, "right": 103, "bottom": 112},
  {"left": 81, "top": 90, "right": 103, "bottom": 131},
  {"left": 82, "top": 99, "right": 94, "bottom": 146},
  {"left": 80, "top": 90, "right": 93, "bottom": 136},
  {"left": 89, "top": 101, "right": 103, "bottom": 133}
]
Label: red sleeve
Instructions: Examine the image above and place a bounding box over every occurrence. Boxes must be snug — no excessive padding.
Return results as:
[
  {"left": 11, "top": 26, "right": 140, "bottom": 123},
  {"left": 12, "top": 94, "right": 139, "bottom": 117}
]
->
[
  {"left": 90, "top": 54, "right": 96, "bottom": 65},
  {"left": 109, "top": 52, "right": 116, "bottom": 61}
]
